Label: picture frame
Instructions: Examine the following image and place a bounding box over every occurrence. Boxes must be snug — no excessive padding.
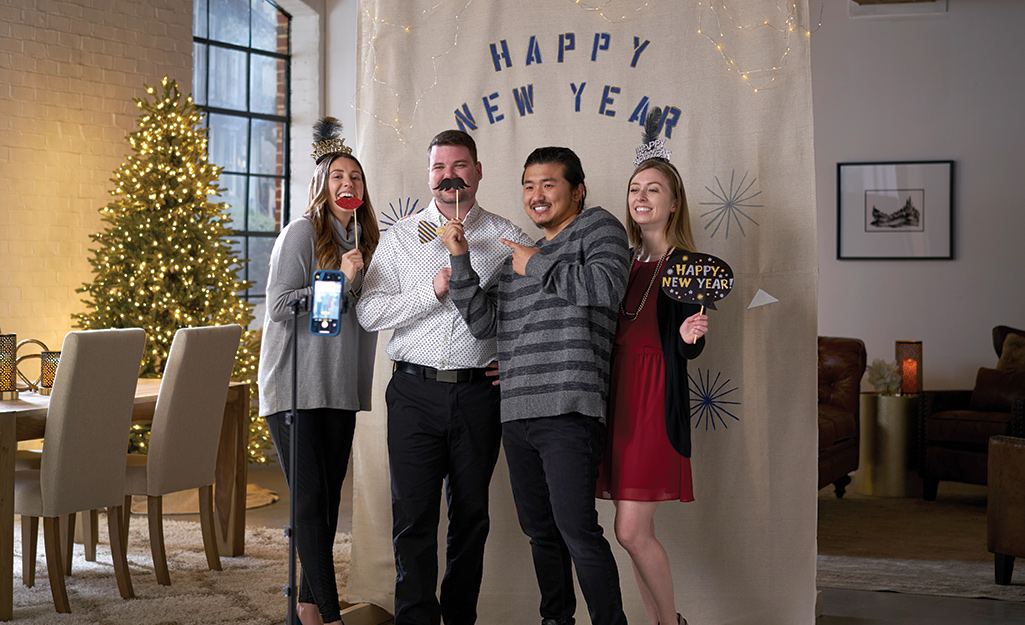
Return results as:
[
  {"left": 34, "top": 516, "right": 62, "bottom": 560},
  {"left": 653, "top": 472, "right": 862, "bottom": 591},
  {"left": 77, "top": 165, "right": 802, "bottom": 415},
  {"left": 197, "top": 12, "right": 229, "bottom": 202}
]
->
[{"left": 836, "top": 160, "right": 954, "bottom": 260}]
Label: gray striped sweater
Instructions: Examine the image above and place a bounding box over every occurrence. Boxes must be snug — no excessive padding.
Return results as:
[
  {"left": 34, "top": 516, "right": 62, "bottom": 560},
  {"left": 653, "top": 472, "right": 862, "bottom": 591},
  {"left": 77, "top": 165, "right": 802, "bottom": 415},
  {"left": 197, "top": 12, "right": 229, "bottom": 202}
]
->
[{"left": 450, "top": 206, "right": 629, "bottom": 423}]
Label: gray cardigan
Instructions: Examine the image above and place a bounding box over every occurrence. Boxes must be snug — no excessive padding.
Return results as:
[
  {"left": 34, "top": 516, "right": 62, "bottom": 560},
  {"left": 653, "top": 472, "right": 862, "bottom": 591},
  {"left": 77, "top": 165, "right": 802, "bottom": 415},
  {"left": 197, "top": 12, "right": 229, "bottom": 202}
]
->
[
  {"left": 450, "top": 206, "right": 629, "bottom": 423},
  {"left": 257, "top": 215, "right": 377, "bottom": 416}
]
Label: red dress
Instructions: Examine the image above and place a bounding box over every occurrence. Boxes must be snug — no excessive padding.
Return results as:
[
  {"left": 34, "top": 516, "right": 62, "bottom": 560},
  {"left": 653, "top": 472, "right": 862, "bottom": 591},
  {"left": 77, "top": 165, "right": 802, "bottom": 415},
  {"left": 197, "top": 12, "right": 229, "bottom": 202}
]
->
[{"left": 596, "top": 259, "right": 694, "bottom": 502}]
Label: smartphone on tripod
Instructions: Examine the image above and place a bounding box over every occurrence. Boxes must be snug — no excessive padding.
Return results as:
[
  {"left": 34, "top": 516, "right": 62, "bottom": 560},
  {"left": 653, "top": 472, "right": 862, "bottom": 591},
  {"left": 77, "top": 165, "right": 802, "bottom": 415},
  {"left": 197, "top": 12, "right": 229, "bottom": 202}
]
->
[{"left": 309, "top": 270, "right": 346, "bottom": 336}]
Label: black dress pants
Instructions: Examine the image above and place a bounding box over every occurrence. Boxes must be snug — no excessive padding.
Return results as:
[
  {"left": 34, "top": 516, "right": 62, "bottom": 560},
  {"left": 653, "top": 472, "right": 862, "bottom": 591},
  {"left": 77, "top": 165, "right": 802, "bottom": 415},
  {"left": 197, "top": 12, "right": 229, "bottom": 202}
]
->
[
  {"left": 266, "top": 408, "right": 356, "bottom": 624},
  {"left": 502, "top": 414, "right": 627, "bottom": 625},
  {"left": 386, "top": 368, "right": 502, "bottom": 625}
]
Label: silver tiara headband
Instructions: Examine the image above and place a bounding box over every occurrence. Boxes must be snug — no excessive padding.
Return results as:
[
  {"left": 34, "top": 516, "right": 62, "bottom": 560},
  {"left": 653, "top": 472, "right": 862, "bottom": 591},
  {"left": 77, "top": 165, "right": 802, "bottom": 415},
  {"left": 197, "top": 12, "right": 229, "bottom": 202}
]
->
[{"left": 633, "top": 107, "right": 671, "bottom": 166}]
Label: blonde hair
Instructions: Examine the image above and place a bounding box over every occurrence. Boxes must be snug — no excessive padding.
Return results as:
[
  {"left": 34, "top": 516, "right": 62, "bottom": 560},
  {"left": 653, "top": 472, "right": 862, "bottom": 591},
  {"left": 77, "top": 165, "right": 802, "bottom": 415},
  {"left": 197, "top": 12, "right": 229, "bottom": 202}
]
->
[
  {"left": 305, "top": 154, "right": 380, "bottom": 269},
  {"left": 624, "top": 159, "right": 695, "bottom": 255}
]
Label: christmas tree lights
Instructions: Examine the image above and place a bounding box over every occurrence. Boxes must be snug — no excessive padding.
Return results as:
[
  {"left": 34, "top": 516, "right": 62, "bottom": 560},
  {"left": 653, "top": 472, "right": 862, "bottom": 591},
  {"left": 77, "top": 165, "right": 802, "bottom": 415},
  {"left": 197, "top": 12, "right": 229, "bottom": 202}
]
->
[{"left": 75, "top": 76, "right": 272, "bottom": 463}]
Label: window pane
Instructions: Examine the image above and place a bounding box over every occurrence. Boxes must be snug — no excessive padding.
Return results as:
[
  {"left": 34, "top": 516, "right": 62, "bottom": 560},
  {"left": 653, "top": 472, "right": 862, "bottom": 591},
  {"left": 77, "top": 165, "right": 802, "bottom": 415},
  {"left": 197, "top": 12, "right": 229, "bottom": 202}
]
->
[
  {"left": 248, "top": 176, "right": 283, "bottom": 232},
  {"left": 192, "top": 42, "right": 208, "bottom": 106},
  {"left": 193, "top": 0, "right": 208, "bottom": 38},
  {"left": 248, "top": 236, "right": 275, "bottom": 297},
  {"left": 250, "top": 54, "right": 285, "bottom": 115},
  {"left": 210, "top": 0, "right": 250, "bottom": 46},
  {"left": 249, "top": 300, "right": 266, "bottom": 330},
  {"left": 208, "top": 114, "right": 249, "bottom": 173},
  {"left": 207, "top": 46, "right": 247, "bottom": 111},
  {"left": 217, "top": 173, "right": 248, "bottom": 230},
  {"left": 250, "top": 119, "right": 284, "bottom": 175},
  {"left": 251, "top": 0, "right": 279, "bottom": 52}
]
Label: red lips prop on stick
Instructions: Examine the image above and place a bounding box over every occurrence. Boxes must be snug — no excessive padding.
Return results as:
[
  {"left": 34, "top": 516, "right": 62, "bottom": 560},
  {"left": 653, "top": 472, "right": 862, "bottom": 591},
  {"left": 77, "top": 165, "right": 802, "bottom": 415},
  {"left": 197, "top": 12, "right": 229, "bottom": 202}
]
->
[
  {"left": 334, "top": 197, "right": 363, "bottom": 211},
  {"left": 335, "top": 196, "right": 364, "bottom": 249}
]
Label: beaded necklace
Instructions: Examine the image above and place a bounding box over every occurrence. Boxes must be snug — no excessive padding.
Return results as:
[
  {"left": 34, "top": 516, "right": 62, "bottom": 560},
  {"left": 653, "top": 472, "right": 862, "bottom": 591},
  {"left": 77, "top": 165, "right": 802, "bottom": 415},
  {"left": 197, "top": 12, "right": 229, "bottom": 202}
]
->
[{"left": 619, "top": 246, "right": 673, "bottom": 321}]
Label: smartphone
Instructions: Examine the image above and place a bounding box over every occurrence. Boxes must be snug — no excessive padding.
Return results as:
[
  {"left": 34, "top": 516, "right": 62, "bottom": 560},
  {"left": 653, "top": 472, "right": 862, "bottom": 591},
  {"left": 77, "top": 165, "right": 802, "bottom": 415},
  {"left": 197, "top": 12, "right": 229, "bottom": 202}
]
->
[{"left": 309, "top": 270, "right": 346, "bottom": 336}]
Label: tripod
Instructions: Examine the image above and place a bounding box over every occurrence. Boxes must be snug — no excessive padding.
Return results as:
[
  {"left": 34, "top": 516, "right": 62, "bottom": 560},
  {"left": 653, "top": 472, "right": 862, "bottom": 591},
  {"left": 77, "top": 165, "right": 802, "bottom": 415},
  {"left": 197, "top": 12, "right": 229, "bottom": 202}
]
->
[
  {"left": 281, "top": 287, "right": 349, "bottom": 625},
  {"left": 283, "top": 294, "right": 307, "bottom": 625}
]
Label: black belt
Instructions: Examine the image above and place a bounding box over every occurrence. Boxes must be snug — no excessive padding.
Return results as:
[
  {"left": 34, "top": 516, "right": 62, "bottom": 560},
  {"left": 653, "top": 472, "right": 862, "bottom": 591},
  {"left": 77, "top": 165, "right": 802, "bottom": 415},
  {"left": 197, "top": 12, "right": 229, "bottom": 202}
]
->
[{"left": 394, "top": 361, "right": 490, "bottom": 384}]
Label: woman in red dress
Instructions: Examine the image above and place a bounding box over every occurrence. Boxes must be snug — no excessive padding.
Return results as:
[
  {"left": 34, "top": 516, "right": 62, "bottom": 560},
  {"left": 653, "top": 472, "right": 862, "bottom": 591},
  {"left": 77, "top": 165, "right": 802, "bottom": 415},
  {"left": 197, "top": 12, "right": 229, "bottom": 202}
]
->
[{"left": 596, "top": 156, "right": 708, "bottom": 625}]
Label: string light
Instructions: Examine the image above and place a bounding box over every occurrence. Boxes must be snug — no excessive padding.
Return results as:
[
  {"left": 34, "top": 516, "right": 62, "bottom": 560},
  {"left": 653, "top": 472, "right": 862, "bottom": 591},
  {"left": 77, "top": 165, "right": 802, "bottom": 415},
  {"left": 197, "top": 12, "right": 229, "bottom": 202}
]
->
[{"left": 696, "top": 0, "right": 822, "bottom": 92}]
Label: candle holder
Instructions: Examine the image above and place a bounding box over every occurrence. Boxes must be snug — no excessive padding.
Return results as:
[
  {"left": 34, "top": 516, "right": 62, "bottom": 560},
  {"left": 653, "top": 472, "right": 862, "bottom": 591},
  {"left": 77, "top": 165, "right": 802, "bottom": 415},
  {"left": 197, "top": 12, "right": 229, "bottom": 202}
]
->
[
  {"left": 895, "top": 340, "right": 923, "bottom": 395},
  {"left": 1, "top": 333, "right": 17, "bottom": 400},
  {"left": 39, "top": 351, "right": 61, "bottom": 396}
]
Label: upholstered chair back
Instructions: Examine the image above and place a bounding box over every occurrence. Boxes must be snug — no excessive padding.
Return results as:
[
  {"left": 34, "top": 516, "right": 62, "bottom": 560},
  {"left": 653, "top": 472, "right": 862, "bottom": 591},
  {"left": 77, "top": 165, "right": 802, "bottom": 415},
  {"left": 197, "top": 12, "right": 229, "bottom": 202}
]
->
[
  {"left": 37, "top": 328, "right": 145, "bottom": 517},
  {"left": 144, "top": 324, "right": 242, "bottom": 496}
]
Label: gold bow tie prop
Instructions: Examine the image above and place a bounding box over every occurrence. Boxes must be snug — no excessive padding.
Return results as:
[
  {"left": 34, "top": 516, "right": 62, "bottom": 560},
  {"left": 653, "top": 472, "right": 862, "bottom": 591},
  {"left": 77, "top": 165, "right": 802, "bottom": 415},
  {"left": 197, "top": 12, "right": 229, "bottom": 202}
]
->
[
  {"left": 661, "top": 251, "right": 734, "bottom": 343},
  {"left": 418, "top": 219, "right": 445, "bottom": 244}
]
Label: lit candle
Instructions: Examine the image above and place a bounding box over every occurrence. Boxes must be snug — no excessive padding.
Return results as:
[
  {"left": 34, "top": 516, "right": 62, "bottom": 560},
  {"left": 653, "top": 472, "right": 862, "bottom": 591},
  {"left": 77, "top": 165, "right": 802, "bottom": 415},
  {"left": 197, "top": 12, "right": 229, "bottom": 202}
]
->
[{"left": 902, "top": 358, "right": 918, "bottom": 394}]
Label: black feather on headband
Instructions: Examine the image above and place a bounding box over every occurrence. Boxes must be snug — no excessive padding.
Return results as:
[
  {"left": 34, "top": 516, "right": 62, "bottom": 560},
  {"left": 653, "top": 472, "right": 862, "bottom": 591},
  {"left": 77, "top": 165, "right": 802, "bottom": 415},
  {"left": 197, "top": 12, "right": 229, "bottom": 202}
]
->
[
  {"left": 310, "top": 116, "right": 352, "bottom": 163},
  {"left": 633, "top": 106, "right": 672, "bottom": 166},
  {"left": 642, "top": 106, "right": 663, "bottom": 146}
]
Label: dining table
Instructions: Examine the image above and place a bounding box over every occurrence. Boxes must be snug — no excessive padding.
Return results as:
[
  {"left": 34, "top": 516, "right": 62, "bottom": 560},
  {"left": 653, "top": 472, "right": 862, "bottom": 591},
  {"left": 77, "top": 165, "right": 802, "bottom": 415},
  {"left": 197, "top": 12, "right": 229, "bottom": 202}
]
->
[{"left": 0, "top": 378, "right": 251, "bottom": 621}]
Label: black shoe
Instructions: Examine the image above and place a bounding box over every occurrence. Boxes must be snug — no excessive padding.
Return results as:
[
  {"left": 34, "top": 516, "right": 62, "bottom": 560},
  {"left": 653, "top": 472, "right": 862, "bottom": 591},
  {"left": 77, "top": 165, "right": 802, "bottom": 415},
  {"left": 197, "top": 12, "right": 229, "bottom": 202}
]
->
[{"left": 541, "top": 619, "right": 575, "bottom": 625}]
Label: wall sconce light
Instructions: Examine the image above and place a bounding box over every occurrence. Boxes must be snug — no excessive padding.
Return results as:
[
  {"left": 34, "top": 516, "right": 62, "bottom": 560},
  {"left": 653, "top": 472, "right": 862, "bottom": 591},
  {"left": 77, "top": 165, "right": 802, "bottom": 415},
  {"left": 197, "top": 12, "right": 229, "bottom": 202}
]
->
[
  {"left": 895, "top": 340, "right": 923, "bottom": 395},
  {"left": 1, "top": 334, "right": 18, "bottom": 400},
  {"left": 39, "top": 351, "right": 61, "bottom": 396}
]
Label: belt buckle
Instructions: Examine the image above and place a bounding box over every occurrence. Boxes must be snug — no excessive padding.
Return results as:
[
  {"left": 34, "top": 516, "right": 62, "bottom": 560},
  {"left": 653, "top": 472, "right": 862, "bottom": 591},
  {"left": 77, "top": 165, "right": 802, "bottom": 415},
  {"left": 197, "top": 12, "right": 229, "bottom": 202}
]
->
[{"left": 436, "top": 369, "right": 460, "bottom": 384}]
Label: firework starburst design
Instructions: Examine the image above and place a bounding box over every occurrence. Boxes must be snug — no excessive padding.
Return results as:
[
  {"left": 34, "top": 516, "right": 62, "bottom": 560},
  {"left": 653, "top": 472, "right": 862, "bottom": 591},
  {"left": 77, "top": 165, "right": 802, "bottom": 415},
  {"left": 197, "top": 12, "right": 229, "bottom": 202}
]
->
[
  {"left": 689, "top": 368, "right": 740, "bottom": 430},
  {"left": 380, "top": 197, "right": 422, "bottom": 231},
  {"left": 699, "top": 170, "right": 763, "bottom": 239}
]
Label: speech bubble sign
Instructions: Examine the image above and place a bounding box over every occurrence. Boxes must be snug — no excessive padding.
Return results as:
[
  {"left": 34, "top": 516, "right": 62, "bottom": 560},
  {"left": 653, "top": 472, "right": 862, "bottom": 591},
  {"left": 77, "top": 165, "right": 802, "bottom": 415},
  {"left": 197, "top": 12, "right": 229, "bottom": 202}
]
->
[{"left": 660, "top": 251, "right": 734, "bottom": 310}]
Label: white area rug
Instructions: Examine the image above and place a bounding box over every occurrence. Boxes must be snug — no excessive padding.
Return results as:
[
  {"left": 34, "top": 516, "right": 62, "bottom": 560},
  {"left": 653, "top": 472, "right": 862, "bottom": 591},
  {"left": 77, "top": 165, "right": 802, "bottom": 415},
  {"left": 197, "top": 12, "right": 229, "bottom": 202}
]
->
[{"left": 12, "top": 514, "right": 350, "bottom": 624}]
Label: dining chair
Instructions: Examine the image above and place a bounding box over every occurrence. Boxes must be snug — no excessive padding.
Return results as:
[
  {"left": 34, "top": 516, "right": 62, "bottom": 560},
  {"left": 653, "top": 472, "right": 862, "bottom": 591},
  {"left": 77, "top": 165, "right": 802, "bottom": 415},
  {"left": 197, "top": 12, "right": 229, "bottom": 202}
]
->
[
  {"left": 14, "top": 327, "right": 146, "bottom": 613},
  {"left": 122, "top": 324, "right": 242, "bottom": 585}
]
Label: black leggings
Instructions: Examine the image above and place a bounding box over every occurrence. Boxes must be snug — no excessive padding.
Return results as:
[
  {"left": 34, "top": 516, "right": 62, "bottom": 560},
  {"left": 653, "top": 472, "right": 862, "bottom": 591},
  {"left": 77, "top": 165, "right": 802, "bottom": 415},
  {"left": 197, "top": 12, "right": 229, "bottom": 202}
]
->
[{"left": 266, "top": 408, "right": 356, "bottom": 624}]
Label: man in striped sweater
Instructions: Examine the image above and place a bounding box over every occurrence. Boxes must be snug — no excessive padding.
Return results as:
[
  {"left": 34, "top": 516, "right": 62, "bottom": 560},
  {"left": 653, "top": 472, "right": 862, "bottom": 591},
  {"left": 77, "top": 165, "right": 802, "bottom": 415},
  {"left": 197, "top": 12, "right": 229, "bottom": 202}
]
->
[{"left": 444, "top": 147, "right": 631, "bottom": 625}]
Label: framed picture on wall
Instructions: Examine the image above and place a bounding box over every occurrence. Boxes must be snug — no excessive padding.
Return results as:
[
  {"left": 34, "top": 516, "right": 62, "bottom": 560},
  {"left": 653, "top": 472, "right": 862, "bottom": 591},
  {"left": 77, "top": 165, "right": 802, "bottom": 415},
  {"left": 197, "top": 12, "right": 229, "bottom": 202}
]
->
[{"left": 837, "top": 160, "right": 954, "bottom": 260}]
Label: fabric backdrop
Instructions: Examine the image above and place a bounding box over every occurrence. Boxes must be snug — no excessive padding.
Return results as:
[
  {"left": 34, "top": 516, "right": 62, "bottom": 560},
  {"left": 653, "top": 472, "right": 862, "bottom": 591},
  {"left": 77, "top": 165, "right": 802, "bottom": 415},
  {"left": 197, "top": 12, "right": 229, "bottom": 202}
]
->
[{"left": 345, "top": 2, "right": 818, "bottom": 623}]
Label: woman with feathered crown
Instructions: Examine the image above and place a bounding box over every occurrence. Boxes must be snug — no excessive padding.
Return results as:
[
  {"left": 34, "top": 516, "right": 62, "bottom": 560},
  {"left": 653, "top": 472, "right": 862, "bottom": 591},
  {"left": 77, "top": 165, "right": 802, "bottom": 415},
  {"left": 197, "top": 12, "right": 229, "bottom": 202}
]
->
[
  {"left": 595, "top": 109, "right": 709, "bottom": 625},
  {"left": 258, "top": 117, "right": 380, "bottom": 625}
]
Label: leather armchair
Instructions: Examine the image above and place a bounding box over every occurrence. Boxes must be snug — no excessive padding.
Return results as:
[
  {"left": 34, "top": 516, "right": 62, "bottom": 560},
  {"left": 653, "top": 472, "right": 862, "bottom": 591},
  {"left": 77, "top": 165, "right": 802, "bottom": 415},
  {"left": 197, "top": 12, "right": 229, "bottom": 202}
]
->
[
  {"left": 919, "top": 328, "right": 1025, "bottom": 501},
  {"left": 987, "top": 435, "right": 1025, "bottom": 584},
  {"left": 818, "top": 336, "right": 867, "bottom": 498}
]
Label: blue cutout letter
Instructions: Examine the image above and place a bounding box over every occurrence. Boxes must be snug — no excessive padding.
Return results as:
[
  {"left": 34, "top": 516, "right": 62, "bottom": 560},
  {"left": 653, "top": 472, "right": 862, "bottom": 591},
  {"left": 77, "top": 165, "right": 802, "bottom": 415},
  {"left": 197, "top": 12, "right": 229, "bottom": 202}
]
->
[
  {"left": 558, "top": 33, "right": 575, "bottom": 63},
  {"left": 483, "top": 92, "right": 504, "bottom": 124},
  {"left": 631, "top": 37, "right": 650, "bottom": 68},
  {"left": 591, "top": 33, "right": 610, "bottom": 61},
  {"left": 662, "top": 106, "right": 681, "bottom": 139},
  {"left": 599, "top": 85, "right": 620, "bottom": 117},
  {"left": 454, "top": 103, "right": 477, "bottom": 132},
  {"left": 513, "top": 85, "right": 534, "bottom": 117},
  {"left": 570, "top": 82, "right": 587, "bottom": 112},
  {"left": 628, "top": 97, "right": 650, "bottom": 125},
  {"left": 489, "top": 40, "right": 512, "bottom": 72},
  {"left": 525, "top": 35, "right": 542, "bottom": 66}
]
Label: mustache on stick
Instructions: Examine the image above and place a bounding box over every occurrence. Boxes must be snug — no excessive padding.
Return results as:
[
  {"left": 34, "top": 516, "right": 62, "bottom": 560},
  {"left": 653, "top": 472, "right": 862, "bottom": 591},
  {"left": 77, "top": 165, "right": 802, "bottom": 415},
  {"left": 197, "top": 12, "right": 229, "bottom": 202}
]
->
[{"left": 433, "top": 177, "right": 468, "bottom": 191}]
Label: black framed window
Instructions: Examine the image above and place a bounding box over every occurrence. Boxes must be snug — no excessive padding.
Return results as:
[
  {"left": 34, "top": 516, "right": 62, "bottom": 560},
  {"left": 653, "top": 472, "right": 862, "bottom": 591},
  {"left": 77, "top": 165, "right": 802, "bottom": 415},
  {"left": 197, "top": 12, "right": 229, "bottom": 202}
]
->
[{"left": 193, "top": 0, "right": 291, "bottom": 327}]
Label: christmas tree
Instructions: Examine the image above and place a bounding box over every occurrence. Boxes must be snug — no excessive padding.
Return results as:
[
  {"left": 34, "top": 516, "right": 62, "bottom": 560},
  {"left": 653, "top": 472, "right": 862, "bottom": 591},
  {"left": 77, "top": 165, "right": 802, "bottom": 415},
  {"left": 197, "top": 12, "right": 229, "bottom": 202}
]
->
[{"left": 75, "top": 76, "right": 271, "bottom": 462}]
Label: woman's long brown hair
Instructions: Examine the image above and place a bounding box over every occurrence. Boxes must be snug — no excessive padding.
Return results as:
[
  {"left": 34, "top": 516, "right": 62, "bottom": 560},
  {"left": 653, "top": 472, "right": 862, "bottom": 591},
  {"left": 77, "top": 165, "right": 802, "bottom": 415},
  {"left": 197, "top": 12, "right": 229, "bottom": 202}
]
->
[{"left": 305, "top": 154, "right": 380, "bottom": 270}]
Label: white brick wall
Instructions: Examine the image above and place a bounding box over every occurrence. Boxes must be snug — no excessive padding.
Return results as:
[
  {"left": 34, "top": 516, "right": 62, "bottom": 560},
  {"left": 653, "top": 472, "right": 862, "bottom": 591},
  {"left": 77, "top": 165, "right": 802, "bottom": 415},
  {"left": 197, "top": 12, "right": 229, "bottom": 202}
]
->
[{"left": 0, "top": 0, "right": 193, "bottom": 349}]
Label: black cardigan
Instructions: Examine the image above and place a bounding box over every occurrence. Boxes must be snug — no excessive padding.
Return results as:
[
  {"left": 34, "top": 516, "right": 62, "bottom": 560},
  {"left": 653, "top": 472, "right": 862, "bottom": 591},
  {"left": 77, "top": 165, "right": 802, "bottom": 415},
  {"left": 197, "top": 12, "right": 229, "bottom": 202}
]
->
[{"left": 653, "top": 253, "right": 706, "bottom": 458}]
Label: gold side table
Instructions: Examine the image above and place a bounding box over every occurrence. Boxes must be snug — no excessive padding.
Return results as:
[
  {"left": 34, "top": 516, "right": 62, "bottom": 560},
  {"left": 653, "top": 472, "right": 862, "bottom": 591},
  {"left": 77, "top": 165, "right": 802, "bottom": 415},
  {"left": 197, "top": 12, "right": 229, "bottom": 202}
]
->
[{"left": 852, "top": 393, "right": 922, "bottom": 497}]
